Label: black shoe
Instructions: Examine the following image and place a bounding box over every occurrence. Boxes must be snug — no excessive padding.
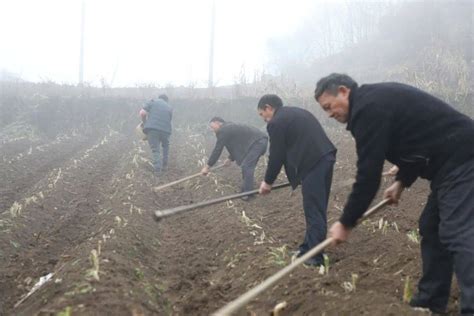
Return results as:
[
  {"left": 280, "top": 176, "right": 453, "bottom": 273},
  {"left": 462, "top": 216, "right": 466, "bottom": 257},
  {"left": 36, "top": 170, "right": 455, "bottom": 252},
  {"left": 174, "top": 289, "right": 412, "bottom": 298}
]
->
[
  {"left": 240, "top": 195, "right": 255, "bottom": 202},
  {"left": 303, "top": 257, "right": 324, "bottom": 267},
  {"left": 409, "top": 296, "right": 446, "bottom": 314}
]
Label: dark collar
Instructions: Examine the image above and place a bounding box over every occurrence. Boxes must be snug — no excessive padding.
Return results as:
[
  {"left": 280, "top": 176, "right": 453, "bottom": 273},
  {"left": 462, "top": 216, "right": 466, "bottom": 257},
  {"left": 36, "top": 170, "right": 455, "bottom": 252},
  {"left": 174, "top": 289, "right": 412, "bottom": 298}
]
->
[
  {"left": 274, "top": 106, "right": 282, "bottom": 115},
  {"left": 346, "top": 87, "right": 358, "bottom": 131}
]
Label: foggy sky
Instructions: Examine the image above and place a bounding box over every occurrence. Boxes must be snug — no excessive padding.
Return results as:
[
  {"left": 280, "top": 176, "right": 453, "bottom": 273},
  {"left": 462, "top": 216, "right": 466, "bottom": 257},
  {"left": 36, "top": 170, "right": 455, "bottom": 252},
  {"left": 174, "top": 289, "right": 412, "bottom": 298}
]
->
[{"left": 0, "top": 0, "right": 317, "bottom": 87}]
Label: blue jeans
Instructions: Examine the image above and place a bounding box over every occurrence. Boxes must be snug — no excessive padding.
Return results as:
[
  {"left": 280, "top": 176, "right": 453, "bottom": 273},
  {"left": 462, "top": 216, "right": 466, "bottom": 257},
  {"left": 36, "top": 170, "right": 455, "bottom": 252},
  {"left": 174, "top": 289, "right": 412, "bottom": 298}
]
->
[
  {"left": 146, "top": 129, "right": 170, "bottom": 172},
  {"left": 299, "top": 152, "right": 335, "bottom": 264}
]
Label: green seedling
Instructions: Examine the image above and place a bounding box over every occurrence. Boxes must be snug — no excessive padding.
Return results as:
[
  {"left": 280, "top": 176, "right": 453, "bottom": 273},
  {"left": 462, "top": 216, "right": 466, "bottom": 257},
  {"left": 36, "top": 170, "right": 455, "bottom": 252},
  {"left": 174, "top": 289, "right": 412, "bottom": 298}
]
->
[
  {"left": 254, "top": 230, "right": 266, "bottom": 245},
  {"left": 0, "top": 219, "right": 10, "bottom": 227},
  {"left": 132, "top": 154, "right": 139, "bottom": 168},
  {"left": 240, "top": 211, "right": 253, "bottom": 226},
  {"left": 351, "top": 273, "right": 359, "bottom": 291},
  {"left": 86, "top": 249, "right": 100, "bottom": 281},
  {"left": 65, "top": 282, "right": 95, "bottom": 297},
  {"left": 378, "top": 217, "right": 389, "bottom": 234},
  {"left": 382, "top": 220, "right": 389, "bottom": 234},
  {"left": 9, "top": 201, "right": 22, "bottom": 217},
  {"left": 342, "top": 281, "right": 353, "bottom": 293},
  {"left": 342, "top": 273, "right": 359, "bottom": 293},
  {"left": 56, "top": 306, "right": 72, "bottom": 316},
  {"left": 323, "top": 254, "right": 330, "bottom": 274},
  {"left": 25, "top": 196, "right": 39, "bottom": 206},
  {"left": 226, "top": 253, "right": 243, "bottom": 269},
  {"left": 114, "top": 216, "right": 122, "bottom": 227},
  {"left": 392, "top": 222, "right": 400, "bottom": 232},
  {"left": 403, "top": 276, "right": 413, "bottom": 303},
  {"left": 134, "top": 268, "right": 144, "bottom": 281},
  {"left": 71, "top": 259, "right": 81, "bottom": 266},
  {"left": 268, "top": 245, "right": 288, "bottom": 267},
  {"left": 407, "top": 230, "right": 420, "bottom": 244},
  {"left": 378, "top": 217, "right": 384, "bottom": 230}
]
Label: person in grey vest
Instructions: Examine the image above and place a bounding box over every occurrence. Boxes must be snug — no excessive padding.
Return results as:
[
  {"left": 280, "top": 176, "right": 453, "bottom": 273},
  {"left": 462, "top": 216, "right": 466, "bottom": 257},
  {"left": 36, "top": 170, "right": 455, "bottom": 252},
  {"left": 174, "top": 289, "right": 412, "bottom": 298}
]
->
[
  {"left": 140, "top": 94, "right": 173, "bottom": 175},
  {"left": 201, "top": 117, "right": 268, "bottom": 200},
  {"left": 258, "top": 94, "right": 337, "bottom": 267},
  {"left": 315, "top": 73, "right": 474, "bottom": 314}
]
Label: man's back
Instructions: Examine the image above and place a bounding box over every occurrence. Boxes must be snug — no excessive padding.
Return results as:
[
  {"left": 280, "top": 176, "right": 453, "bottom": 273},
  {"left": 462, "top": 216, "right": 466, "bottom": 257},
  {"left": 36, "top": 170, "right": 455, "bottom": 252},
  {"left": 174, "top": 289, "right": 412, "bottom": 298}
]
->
[
  {"left": 349, "top": 82, "right": 474, "bottom": 185},
  {"left": 210, "top": 122, "right": 267, "bottom": 165},
  {"left": 265, "top": 106, "right": 336, "bottom": 186},
  {"left": 143, "top": 99, "right": 173, "bottom": 134}
]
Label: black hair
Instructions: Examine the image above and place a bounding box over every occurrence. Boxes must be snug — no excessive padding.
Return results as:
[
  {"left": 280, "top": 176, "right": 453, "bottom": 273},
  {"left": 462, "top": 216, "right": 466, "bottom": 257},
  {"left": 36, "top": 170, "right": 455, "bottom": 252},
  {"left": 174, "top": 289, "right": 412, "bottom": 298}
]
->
[
  {"left": 257, "top": 94, "right": 283, "bottom": 110},
  {"left": 209, "top": 116, "right": 225, "bottom": 123},
  {"left": 158, "top": 94, "right": 169, "bottom": 102},
  {"left": 314, "top": 73, "right": 358, "bottom": 100}
]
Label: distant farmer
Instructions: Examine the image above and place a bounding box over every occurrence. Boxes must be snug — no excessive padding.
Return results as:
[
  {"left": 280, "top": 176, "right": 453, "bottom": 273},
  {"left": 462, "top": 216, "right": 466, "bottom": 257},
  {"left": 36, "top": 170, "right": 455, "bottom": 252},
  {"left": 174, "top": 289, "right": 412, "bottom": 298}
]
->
[
  {"left": 315, "top": 73, "right": 474, "bottom": 314},
  {"left": 140, "top": 94, "right": 173, "bottom": 175},
  {"left": 201, "top": 117, "right": 268, "bottom": 200},
  {"left": 258, "top": 94, "right": 336, "bottom": 267}
]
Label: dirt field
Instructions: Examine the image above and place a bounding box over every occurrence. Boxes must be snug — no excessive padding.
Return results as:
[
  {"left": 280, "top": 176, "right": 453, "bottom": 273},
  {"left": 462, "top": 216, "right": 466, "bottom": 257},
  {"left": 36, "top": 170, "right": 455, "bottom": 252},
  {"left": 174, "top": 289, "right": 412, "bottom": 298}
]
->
[{"left": 0, "top": 96, "right": 461, "bottom": 315}]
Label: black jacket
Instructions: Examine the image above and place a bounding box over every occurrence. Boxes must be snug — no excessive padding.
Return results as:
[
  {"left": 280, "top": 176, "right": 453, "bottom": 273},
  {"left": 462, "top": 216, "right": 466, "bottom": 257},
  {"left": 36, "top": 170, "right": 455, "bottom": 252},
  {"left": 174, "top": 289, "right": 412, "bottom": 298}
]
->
[
  {"left": 342, "top": 82, "right": 474, "bottom": 228},
  {"left": 207, "top": 122, "right": 267, "bottom": 166},
  {"left": 264, "top": 106, "right": 336, "bottom": 188}
]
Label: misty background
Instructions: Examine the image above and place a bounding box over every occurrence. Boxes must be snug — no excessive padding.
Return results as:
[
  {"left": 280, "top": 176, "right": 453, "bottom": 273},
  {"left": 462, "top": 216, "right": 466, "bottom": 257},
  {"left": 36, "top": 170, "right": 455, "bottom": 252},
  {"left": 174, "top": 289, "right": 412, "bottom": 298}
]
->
[
  {"left": 0, "top": 2, "right": 472, "bottom": 314},
  {"left": 0, "top": 0, "right": 309, "bottom": 87},
  {"left": 0, "top": 0, "right": 472, "bottom": 137}
]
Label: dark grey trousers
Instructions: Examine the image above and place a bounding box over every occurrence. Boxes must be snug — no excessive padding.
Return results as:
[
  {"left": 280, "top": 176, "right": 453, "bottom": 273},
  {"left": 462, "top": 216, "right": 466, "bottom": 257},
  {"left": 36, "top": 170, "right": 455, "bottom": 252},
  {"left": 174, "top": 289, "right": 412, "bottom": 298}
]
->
[
  {"left": 416, "top": 158, "right": 474, "bottom": 314},
  {"left": 147, "top": 129, "right": 170, "bottom": 172},
  {"left": 299, "top": 152, "right": 335, "bottom": 264},
  {"left": 240, "top": 138, "right": 268, "bottom": 192}
]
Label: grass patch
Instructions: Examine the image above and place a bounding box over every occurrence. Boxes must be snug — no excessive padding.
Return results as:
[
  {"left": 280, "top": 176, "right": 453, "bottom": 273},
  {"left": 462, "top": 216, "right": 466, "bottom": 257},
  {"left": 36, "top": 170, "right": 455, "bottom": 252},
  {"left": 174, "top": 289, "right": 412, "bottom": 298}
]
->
[
  {"left": 403, "top": 276, "right": 413, "bottom": 303},
  {"left": 65, "top": 282, "right": 95, "bottom": 297},
  {"left": 56, "top": 306, "right": 72, "bottom": 316},
  {"left": 134, "top": 268, "right": 144, "bottom": 281},
  {"left": 85, "top": 249, "right": 100, "bottom": 281},
  {"left": 268, "top": 245, "right": 288, "bottom": 267},
  {"left": 407, "top": 229, "right": 420, "bottom": 244}
]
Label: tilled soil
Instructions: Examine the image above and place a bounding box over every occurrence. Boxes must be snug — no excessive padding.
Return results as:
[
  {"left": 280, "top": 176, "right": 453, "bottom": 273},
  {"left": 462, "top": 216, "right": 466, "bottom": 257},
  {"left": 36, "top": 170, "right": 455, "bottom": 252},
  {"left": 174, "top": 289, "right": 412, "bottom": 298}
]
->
[{"left": 0, "top": 109, "right": 461, "bottom": 315}]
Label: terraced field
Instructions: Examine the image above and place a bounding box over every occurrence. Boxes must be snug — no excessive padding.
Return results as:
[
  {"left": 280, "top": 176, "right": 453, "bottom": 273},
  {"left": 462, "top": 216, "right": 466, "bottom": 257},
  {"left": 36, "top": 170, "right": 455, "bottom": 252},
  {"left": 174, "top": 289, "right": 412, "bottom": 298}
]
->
[{"left": 0, "top": 94, "right": 460, "bottom": 315}]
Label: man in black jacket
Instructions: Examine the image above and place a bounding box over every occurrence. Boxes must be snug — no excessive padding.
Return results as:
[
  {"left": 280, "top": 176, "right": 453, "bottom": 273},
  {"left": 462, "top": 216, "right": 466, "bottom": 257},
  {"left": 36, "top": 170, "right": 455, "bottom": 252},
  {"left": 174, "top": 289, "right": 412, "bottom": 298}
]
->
[
  {"left": 315, "top": 73, "right": 474, "bottom": 314},
  {"left": 201, "top": 117, "right": 268, "bottom": 198},
  {"left": 258, "top": 94, "right": 336, "bottom": 266}
]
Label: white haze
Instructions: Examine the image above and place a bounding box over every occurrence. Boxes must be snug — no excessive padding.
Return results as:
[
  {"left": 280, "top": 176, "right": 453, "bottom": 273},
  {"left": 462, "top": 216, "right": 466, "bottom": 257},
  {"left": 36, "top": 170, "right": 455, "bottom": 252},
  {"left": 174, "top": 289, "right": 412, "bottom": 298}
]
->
[{"left": 0, "top": 0, "right": 318, "bottom": 87}]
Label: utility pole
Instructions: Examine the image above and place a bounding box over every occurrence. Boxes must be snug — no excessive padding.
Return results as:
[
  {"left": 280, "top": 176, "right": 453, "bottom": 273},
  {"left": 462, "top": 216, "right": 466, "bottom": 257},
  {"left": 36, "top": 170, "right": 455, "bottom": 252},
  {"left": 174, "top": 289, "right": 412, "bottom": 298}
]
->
[
  {"left": 79, "top": 0, "right": 85, "bottom": 86},
  {"left": 208, "top": 0, "right": 216, "bottom": 91},
  {"left": 110, "top": 59, "right": 119, "bottom": 87}
]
